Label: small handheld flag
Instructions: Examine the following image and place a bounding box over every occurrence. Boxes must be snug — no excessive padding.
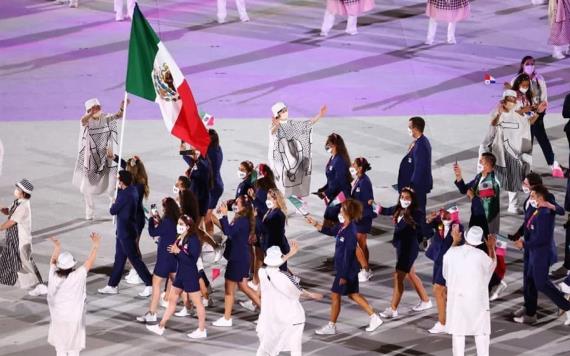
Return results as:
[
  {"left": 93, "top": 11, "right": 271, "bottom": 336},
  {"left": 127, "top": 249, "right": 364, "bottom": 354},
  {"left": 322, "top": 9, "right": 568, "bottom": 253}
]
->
[
  {"left": 328, "top": 191, "right": 347, "bottom": 207},
  {"left": 211, "top": 267, "right": 221, "bottom": 281},
  {"left": 199, "top": 110, "right": 215, "bottom": 127},
  {"left": 495, "top": 234, "right": 508, "bottom": 256},
  {"left": 288, "top": 195, "right": 309, "bottom": 216},
  {"left": 484, "top": 74, "right": 496, "bottom": 85}
]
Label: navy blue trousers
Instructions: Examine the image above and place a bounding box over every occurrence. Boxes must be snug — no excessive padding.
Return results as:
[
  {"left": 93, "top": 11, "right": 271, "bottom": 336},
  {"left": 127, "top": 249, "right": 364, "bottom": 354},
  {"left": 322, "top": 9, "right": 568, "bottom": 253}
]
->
[
  {"left": 531, "top": 114, "right": 555, "bottom": 166},
  {"left": 108, "top": 238, "right": 152, "bottom": 287},
  {"left": 524, "top": 254, "right": 570, "bottom": 316}
]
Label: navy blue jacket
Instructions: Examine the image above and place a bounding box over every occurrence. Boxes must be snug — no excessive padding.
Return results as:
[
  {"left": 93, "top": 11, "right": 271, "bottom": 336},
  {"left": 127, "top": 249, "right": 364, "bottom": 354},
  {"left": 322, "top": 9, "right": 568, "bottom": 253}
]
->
[
  {"left": 380, "top": 206, "right": 422, "bottom": 247},
  {"left": 176, "top": 234, "right": 201, "bottom": 274},
  {"left": 398, "top": 135, "right": 432, "bottom": 194},
  {"left": 322, "top": 155, "right": 351, "bottom": 201},
  {"left": 148, "top": 216, "right": 177, "bottom": 258},
  {"left": 426, "top": 221, "right": 463, "bottom": 265},
  {"left": 207, "top": 146, "right": 224, "bottom": 190},
  {"left": 526, "top": 208, "right": 556, "bottom": 273},
  {"left": 220, "top": 215, "right": 251, "bottom": 263},
  {"left": 110, "top": 185, "right": 139, "bottom": 240},
  {"left": 253, "top": 188, "right": 269, "bottom": 237},
  {"left": 350, "top": 174, "right": 374, "bottom": 220},
  {"left": 321, "top": 222, "right": 359, "bottom": 280},
  {"left": 261, "top": 209, "right": 288, "bottom": 252},
  {"left": 184, "top": 155, "right": 211, "bottom": 215},
  {"left": 134, "top": 183, "right": 146, "bottom": 234},
  {"left": 236, "top": 177, "right": 254, "bottom": 198}
]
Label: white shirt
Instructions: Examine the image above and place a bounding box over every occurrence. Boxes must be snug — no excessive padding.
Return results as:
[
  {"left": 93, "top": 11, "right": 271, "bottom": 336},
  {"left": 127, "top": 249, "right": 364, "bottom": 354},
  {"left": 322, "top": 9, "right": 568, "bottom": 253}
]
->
[{"left": 10, "top": 199, "right": 32, "bottom": 248}]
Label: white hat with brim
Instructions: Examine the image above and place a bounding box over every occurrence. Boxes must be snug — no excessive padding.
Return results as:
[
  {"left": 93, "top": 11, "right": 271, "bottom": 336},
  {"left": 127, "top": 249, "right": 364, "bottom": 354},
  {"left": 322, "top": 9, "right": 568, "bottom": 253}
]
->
[
  {"left": 16, "top": 179, "right": 34, "bottom": 195},
  {"left": 84, "top": 98, "right": 101, "bottom": 113},
  {"left": 465, "top": 226, "right": 484, "bottom": 246},
  {"left": 502, "top": 90, "right": 517, "bottom": 100},
  {"left": 56, "top": 251, "right": 77, "bottom": 270},
  {"left": 271, "top": 102, "right": 287, "bottom": 118},
  {"left": 264, "top": 246, "right": 285, "bottom": 267}
]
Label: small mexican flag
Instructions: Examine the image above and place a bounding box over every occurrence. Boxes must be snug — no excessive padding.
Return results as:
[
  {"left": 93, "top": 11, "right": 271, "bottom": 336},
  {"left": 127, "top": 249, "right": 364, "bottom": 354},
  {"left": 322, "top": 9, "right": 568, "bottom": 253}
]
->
[{"left": 126, "top": 4, "right": 210, "bottom": 155}]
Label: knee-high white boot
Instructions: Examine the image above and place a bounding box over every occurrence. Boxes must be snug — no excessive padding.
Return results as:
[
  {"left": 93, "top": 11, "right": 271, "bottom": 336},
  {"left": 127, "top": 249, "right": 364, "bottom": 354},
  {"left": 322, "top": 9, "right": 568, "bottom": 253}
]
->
[
  {"left": 321, "top": 10, "right": 335, "bottom": 36},
  {"left": 447, "top": 22, "right": 457, "bottom": 44},
  {"left": 235, "top": 0, "right": 249, "bottom": 22},
  {"left": 346, "top": 16, "right": 358, "bottom": 35},
  {"left": 426, "top": 18, "right": 438, "bottom": 45}
]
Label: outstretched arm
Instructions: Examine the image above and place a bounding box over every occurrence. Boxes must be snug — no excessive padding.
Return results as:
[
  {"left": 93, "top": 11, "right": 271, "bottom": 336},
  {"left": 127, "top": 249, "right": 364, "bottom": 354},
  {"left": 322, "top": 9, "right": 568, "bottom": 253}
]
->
[
  {"left": 49, "top": 237, "right": 61, "bottom": 265},
  {"left": 310, "top": 105, "right": 328, "bottom": 125},
  {"left": 83, "top": 232, "right": 102, "bottom": 271}
]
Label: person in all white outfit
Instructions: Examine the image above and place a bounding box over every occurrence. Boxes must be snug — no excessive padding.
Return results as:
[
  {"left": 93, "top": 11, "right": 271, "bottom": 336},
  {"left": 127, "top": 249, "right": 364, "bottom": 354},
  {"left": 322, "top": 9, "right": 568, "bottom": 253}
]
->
[
  {"left": 256, "top": 243, "right": 323, "bottom": 356},
  {"left": 115, "top": 0, "right": 136, "bottom": 21},
  {"left": 443, "top": 226, "right": 497, "bottom": 356},
  {"left": 425, "top": 0, "right": 470, "bottom": 44},
  {"left": 73, "top": 98, "right": 127, "bottom": 220},
  {"left": 217, "top": 0, "right": 249, "bottom": 24},
  {"left": 47, "top": 233, "right": 101, "bottom": 356},
  {"left": 320, "top": 0, "right": 375, "bottom": 36}
]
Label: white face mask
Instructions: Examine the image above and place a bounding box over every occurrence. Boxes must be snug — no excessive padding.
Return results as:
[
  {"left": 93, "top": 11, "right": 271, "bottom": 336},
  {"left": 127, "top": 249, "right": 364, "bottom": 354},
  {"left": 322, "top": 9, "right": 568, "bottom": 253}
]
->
[
  {"left": 13, "top": 189, "right": 21, "bottom": 199},
  {"left": 523, "top": 65, "right": 535, "bottom": 75},
  {"left": 237, "top": 171, "right": 247, "bottom": 179},
  {"left": 520, "top": 87, "right": 529, "bottom": 94},
  {"left": 326, "top": 146, "right": 333, "bottom": 154},
  {"left": 173, "top": 186, "right": 180, "bottom": 195},
  {"left": 529, "top": 199, "right": 537, "bottom": 208},
  {"left": 442, "top": 219, "right": 452, "bottom": 227},
  {"left": 338, "top": 213, "right": 345, "bottom": 224},
  {"left": 407, "top": 127, "right": 413, "bottom": 137},
  {"left": 349, "top": 167, "right": 358, "bottom": 178},
  {"left": 522, "top": 186, "right": 530, "bottom": 194},
  {"left": 400, "top": 199, "right": 411, "bottom": 209},
  {"left": 266, "top": 200, "right": 274, "bottom": 209},
  {"left": 177, "top": 224, "right": 187, "bottom": 234},
  {"left": 505, "top": 102, "right": 516, "bottom": 111}
]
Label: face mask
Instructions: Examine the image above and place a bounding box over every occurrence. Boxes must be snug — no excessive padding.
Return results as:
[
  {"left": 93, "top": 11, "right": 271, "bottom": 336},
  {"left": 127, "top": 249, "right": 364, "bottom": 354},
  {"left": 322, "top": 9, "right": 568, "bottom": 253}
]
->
[
  {"left": 529, "top": 199, "right": 537, "bottom": 208},
  {"left": 522, "top": 186, "right": 530, "bottom": 194},
  {"left": 173, "top": 186, "right": 180, "bottom": 195},
  {"left": 177, "top": 225, "right": 187, "bottom": 234},
  {"left": 520, "top": 87, "right": 528, "bottom": 94},
  {"left": 279, "top": 119, "right": 288, "bottom": 124},
  {"left": 400, "top": 199, "right": 411, "bottom": 209},
  {"left": 13, "top": 189, "right": 20, "bottom": 199},
  {"left": 442, "top": 219, "right": 452, "bottom": 227},
  {"left": 237, "top": 171, "right": 247, "bottom": 179},
  {"left": 338, "top": 213, "right": 345, "bottom": 224},
  {"left": 505, "top": 102, "right": 515, "bottom": 111},
  {"left": 266, "top": 200, "right": 274, "bottom": 209},
  {"left": 523, "top": 65, "right": 534, "bottom": 75},
  {"left": 92, "top": 111, "right": 102, "bottom": 119},
  {"left": 349, "top": 167, "right": 358, "bottom": 178},
  {"left": 326, "top": 146, "right": 333, "bottom": 154},
  {"left": 407, "top": 127, "right": 413, "bottom": 137}
]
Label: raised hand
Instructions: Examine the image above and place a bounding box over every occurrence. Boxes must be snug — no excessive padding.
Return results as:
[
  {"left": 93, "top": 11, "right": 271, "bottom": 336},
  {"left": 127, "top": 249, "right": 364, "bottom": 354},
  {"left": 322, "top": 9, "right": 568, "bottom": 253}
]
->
[{"left": 90, "top": 232, "right": 102, "bottom": 246}]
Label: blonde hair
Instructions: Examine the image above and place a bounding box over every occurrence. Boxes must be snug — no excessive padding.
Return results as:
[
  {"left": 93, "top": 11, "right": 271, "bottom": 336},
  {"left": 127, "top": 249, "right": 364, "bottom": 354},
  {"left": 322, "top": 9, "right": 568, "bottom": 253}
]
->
[{"left": 268, "top": 188, "right": 288, "bottom": 216}]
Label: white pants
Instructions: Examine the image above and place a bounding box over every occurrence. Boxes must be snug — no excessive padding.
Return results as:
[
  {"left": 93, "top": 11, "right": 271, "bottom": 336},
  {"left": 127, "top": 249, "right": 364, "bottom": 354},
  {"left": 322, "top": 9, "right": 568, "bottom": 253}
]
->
[
  {"left": 426, "top": 18, "right": 456, "bottom": 42},
  {"left": 84, "top": 190, "right": 114, "bottom": 219},
  {"left": 56, "top": 350, "right": 80, "bottom": 356},
  {"left": 114, "top": 0, "right": 136, "bottom": 19},
  {"left": 452, "top": 335, "right": 490, "bottom": 356},
  {"left": 507, "top": 191, "right": 519, "bottom": 211},
  {"left": 321, "top": 10, "right": 358, "bottom": 35},
  {"left": 217, "top": 0, "right": 249, "bottom": 22}
]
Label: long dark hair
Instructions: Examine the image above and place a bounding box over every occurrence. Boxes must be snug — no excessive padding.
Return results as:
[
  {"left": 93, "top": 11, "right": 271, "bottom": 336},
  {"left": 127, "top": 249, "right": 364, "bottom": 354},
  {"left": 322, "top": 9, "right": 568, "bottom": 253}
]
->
[
  {"left": 517, "top": 55, "right": 534, "bottom": 75},
  {"left": 393, "top": 187, "right": 418, "bottom": 229},
  {"left": 512, "top": 73, "right": 533, "bottom": 104},
  {"left": 127, "top": 156, "right": 150, "bottom": 199},
  {"left": 208, "top": 129, "right": 220, "bottom": 149},
  {"left": 179, "top": 214, "right": 198, "bottom": 244},
  {"left": 163, "top": 197, "right": 181, "bottom": 223},
  {"left": 255, "top": 163, "right": 277, "bottom": 191},
  {"left": 240, "top": 160, "right": 254, "bottom": 179},
  {"left": 354, "top": 157, "right": 371, "bottom": 173},
  {"left": 56, "top": 268, "right": 75, "bottom": 278},
  {"left": 326, "top": 133, "right": 352, "bottom": 182},
  {"left": 234, "top": 195, "right": 256, "bottom": 235},
  {"left": 179, "top": 190, "right": 199, "bottom": 222}
]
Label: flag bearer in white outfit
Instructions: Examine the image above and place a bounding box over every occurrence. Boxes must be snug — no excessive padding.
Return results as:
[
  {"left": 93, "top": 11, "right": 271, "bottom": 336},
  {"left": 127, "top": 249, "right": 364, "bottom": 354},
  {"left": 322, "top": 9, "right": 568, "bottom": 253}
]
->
[{"left": 217, "top": 0, "right": 249, "bottom": 24}]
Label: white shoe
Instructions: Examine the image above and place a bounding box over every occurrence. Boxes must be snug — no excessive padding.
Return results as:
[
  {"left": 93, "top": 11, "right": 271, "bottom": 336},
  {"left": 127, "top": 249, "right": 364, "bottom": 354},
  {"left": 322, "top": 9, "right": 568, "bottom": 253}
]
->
[
  {"left": 247, "top": 281, "right": 259, "bottom": 291},
  {"left": 212, "top": 317, "right": 232, "bottom": 327},
  {"left": 559, "top": 282, "right": 570, "bottom": 294},
  {"left": 315, "top": 322, "right": 337, "bottom": 335},
  {"left": 159, "top": 292, "right": 169, "bottom": 308},
  {"left": 146, "top": 324, "right": 165, "bottom": 335},
  {"left": 507, "top": 206, "right": 523, "bottom": 215},
  {"left": 447, "top": 37, "right": 456, "bottom": 44},
  {"left": 424, "top": 38, "right": 434, "bottom": 45},
  {"left": 217, "top": 17, "right": 226, "bottom": 24},
  {"left": 345, "top": 29, "right": 358, "bottom": 36},
  {"left": 138, "top": 286, "right": 152, "bottom": 297},
  {"left": 240, "top": 15, "right": 250, "bottom": 22},
  {"left": 531, "top": 0, "right": 545, "bottom": 5},
  {"left": 28, "top": 284, "right": 48, "bottom": 296},
  {"left": 358, "top": 269, "right": 371, "bottom": 283},
  {"left": 136, "top": 311, "right": 157, "bottom": 323},
  {"left": 98, "top": 285, "right": 118, "bottom": 295},
  {"left": 188, "top": 328, "right": 207, "bottom": 339},
  {"left": 175, "top": 307, "right": 190, "bottom": 317},
  {"left": 127, "top": 273, "right": 144, "bottom": 285},
  {"left": 365, "top": 313, "right": 383, "bottom": 332},
  {"left": 379, "top": 307, "right": 398, "bottom": 319},
  {"left": 320, "top": 30, "right": 328, "bottom": 37},
  {"left": 428, "top": 321, "right": 447, "bottom": 334},
  {"left": 69, "top": 2, "right": 78, "bottom": 8},
  {"left": 513, "top": 314, "right": 537, "bottom": 324},
  {"left": 239, "top": 300, "right": 257, "bottom": 312},
  {"left": 412, "top": 300, "right": 433, "bottom": 312},
  {"left": 85, "top": 215, "right": 94, "bottom": 221},
  {"left": 513, "top": 306, "right": 526, "bottom": 318},
  {"left": 214, "top": 247, "right": 224, "bottom": 263},
  {"left": 565, "top": 311, "right": 570, "bottom": 326},
  {"left": 490, "top": 281, "right": 508, "bottom": 301},
  {"left": 115, "top": 14, "right": 125, "bottom": 22}
]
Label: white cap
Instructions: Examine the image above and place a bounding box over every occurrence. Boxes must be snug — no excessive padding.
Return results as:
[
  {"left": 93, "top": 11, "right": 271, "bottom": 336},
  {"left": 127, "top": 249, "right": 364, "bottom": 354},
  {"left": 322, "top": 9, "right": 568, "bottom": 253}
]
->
[
  {"left": 264, "top": 246, "right": 285, "bottom": 267},
  {"left": 271, "top": 102, "right": 287, "bottom": 118},
  {"left": 465, "top": 226, "right": 484, "bottom": 246},
  {"left": 502, "top": 90, "right": 517, "bottom": 99},
  {"left": 56, "top": 251, "right": 77, "bottom": 270},
  {"left": 84, "top": 98, "right": 101, "bottom": 112},
  {"left": 16, "top": 179, "right": 34, "bottom": 195}
]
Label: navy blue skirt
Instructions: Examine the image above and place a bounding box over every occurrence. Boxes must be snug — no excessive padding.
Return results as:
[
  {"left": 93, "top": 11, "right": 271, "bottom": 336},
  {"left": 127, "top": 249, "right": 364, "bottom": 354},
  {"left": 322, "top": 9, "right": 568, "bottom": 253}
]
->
[
  {"left": 208, "top": 185, "right": 224, "bottom": 210},
  {"left": 225, "top": 260, "right": 250, "bottom": 282},
  {"left": 395, "top": 243, "right": 419, "bottom": 274},
  {"left": 432, "top": 262, "right": 445, "bottom": 286},
  {"left": 331, "top": 275, "right": 359, "bottom": 295},
  {"left": 356, "top": 217, "right": 372, "bottom": 234},
  {"left": 153, "top": 253, "right": 177, "bottom": 279},
  {"left": 173, "top": 267, "right": 200, "bottom": 293}
]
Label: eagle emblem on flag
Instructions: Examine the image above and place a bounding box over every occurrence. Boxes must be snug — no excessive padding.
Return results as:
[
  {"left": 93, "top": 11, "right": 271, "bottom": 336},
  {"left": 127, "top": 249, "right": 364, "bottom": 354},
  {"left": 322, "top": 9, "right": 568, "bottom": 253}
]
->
[{"left": 152, "top": 63, "right": 180, "bottom": 102}]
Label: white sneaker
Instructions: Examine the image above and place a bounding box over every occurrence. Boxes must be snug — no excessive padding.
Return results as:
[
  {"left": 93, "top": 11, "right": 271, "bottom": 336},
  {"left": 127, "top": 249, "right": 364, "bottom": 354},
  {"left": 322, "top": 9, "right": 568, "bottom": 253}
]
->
[
  {"left": 513, "top": 314, "right": 537, "bottom": 324},
  {"left": 124, "top": 269, "right": 136, "bottom": 280},
  {"left": 115, "top": 14, "right": 125, "bottom": 22},
  {"left": 98, "top": 285, "right": 118, "bottom": 295},
  {"left": 159, "top": 292, "right": 169, "bottom": 308},
  {"left": 490, "top": 281, "right": 508, "bottom": 301},
  {"left": 127, "top": 273, "right": 144, "bottom": 285},
  {"left": 214, "top": 247, "right": 224, "bottom": 263},
  {"left": 239, "top": 300, "right": 257, "bottom": 312},
  {"left": 315, "top": 322, "right": 337, "bottom": 335},
  {"left": 212, "top": 317, "right": 232, "bottom": 327},
  {"left": 175, "top": 307, "right": 190, "bottom": 317},
  {"left": 513, "top": 306, "right": 526, "bottom": 318},
  {"left": 136, "top": 311, "right": 157, "bottom": 323},
  {"left": 217, "top": 17, "right": 226, "bottom": 24},
  {"left": 365, "top": 313, "right": 383, "bottom": 332},
  {"left": 202, "top": 297, "right": 209, "bottom": 308},
  {"left": 358, "top": 269, "right": 371, "bottom": 283},
  {"left": 565, "top": 311, "right": 570, "bottom": 326},
  {"left": 240, "top": 15, "right": 250, "bottom": 22},
  {"left": 412, "top": 300, "right": 433, "bottom": 312},
  {"left": 138, "top": 286, "right": 152, "bottom": 297},
  {"left": 345, "top": 29, "right": 358, "bottom": 36},
  {"left": 428, "top": 321, "right": 447, "bottom": 334},
  {"left": 447, "top": 37, "right": 456, "bottom": 44},
  {"left": 379, "top": 307, "right": 398, "bottom": 319},
  {"left": 320, "top": 31, "right": 328, "bottom": 37},
  {"left": 424, "top": 38, "right": 434, "bottom": 45},
  {"left": 247, "top": 281, "right": 259, "bottom": 291},
  {"left": 187, "top": 328, "right": 207, "bottom": 339},
  {"left": 146, "top": 324, "right": 165, "bottom": 335},
  {"left": 28, "top": 284, "right": 48, "bottom": 297},
  {"left": 559, "top": 282, "right": 570, "bottom": 294}
]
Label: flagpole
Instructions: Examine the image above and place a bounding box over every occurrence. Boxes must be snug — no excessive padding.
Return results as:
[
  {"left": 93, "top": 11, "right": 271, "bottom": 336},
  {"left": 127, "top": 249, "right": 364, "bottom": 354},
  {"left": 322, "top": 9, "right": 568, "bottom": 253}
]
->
[{"left": 115, "top": 92, "right": 129, "bottom": 199}]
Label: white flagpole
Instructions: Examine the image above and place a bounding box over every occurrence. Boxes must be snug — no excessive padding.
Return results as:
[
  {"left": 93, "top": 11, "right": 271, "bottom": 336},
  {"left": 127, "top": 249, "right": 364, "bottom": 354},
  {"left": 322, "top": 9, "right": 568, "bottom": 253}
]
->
[{"left": 115, "top": 92, "right": 129, "bottom": 199}]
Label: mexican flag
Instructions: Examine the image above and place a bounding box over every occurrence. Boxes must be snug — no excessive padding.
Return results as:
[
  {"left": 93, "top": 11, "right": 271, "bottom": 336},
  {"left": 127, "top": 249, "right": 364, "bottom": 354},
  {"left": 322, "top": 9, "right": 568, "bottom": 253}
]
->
[{"left": 125, "top": 4, "right": 210, "bottom": 155}]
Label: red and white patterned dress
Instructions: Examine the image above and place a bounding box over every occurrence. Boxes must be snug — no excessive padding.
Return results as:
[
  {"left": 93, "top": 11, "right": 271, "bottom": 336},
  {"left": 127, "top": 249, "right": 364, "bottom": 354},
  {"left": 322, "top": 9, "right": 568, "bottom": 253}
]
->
[
  {"left": 326, "top": 0, "right": 375, "bottom": 17},
  {"left": 426, "top": 0, "right": 470, "bottom": 22}
]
